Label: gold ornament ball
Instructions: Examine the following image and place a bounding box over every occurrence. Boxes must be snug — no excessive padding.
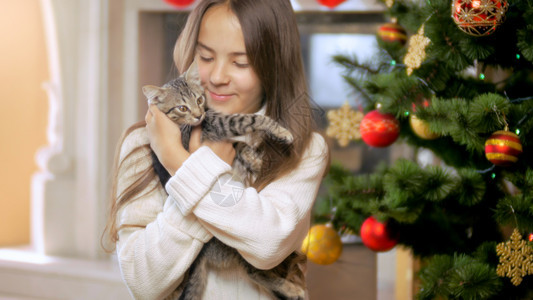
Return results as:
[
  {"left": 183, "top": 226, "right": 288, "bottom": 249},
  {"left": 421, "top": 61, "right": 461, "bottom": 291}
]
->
[
  {"left": 409, "top": 114, "right": 439, "bottom": 140},
  {"left": 301, "top": 224, "right": 343, "bottom": 265}
]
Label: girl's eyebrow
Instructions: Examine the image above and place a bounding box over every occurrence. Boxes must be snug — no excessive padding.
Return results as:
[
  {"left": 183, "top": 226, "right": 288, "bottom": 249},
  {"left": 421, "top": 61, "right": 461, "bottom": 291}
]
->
[{"left": 197, "top": 42, "right": 247, "bottom": 57}]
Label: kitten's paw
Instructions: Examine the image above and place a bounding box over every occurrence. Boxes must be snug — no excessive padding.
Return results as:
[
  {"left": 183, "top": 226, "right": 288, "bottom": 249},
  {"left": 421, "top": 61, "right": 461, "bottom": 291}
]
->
[
  {"left": 272, "top": 128, "right": 294, "bottom": 144},
  {"left": 275, "top": 281, "right": 305, "bottom": 300}
]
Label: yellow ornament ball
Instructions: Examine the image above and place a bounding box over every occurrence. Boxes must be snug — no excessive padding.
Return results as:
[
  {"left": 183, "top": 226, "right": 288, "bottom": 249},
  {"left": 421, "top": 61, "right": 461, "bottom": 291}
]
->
[
  {"left": 301, "top": 224, "right": 343, "bottom": 265},
  {"left": 410, "top": 114, "right": 439, "bottom": 140}
]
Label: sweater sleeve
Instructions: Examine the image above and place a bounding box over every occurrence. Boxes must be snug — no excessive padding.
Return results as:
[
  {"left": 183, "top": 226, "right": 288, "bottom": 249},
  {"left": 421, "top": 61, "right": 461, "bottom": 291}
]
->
[
  {"left": 165, "top": 133, "right": 329, "bottom": 270},
  {"left": 115, "top": 128, "right": 212, "bottom": 300}
]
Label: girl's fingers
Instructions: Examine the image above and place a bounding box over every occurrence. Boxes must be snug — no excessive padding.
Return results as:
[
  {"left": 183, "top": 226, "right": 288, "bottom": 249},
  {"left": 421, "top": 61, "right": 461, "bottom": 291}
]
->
[
  {"left": 145, "top": 105, "right": 158, "bottom": 123},
  {"left": 145, "top": 109, "right": 151, "bottom": 123},
  {"left": 189, "top": 126, "right": 202, "bottom": 153}
]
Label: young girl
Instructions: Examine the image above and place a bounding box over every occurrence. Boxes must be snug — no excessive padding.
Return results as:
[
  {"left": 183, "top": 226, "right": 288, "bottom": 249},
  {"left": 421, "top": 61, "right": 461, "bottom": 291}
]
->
[{"left": 105, "top": 0, "right": 329, "bottom": 299}]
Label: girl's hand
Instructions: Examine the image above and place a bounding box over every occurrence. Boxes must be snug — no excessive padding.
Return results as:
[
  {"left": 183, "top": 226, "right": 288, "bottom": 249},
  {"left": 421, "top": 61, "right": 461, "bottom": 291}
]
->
[
  {"left": 145, "top": 105, "right": 189, "bottom": 175},
  {"left": 189, "top": 126, "right": 236, "bottom": 166}
]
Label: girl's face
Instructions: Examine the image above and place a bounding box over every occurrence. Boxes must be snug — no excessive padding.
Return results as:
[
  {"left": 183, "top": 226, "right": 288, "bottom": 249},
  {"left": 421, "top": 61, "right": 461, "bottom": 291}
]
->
[{"left": 196, "top": 4, "right": 263, "bottom": 115}]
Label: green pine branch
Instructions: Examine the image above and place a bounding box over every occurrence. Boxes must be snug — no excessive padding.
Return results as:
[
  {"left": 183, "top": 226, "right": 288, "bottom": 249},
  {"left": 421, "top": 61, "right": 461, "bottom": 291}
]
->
[
  {"left": 417, "top": 253, "right": 502, "bottom": 300},
  {"left": 322, "top": 0, "right": 533, "bottom": 298}
]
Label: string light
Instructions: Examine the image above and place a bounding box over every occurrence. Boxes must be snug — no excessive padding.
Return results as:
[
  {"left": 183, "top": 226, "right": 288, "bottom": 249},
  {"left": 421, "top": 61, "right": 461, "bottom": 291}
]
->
[
  {"left": 404, "top": 111, "right": 410, "bottom": 116},
  {"left": 476, "top": 165, "right": 495, "bottom": 174},
  {"left": 510, "top": 96, "right": 533, "bottom": 103},
  {"left": 491, "top": 173, "right": 496, "bottom": 179},
  {"left": 516, "top": 54, "right": 521, "bottom": 60},
  {"left": 391, "top": 60, "right": 397, "bottom": 66},
  {"left": 480, "top": 73, "right": 486, "bottom": 80},
  {"left": 515, "top": 128, "right": 521, "bottom": 135}
]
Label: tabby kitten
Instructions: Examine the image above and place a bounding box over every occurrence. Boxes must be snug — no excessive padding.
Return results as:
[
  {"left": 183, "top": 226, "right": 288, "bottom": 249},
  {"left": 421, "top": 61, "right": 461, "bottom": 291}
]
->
[
  {"left": 142, "top": 62, "right": 305, "bottom": 300},
  {"left": 143, "top": 65, "right": 293, "bottom": 183}
]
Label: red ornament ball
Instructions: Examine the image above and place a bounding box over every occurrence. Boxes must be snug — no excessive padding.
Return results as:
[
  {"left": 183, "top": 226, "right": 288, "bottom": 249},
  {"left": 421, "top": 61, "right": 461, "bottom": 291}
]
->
[
  {"left": 317, "top": 0, "right": 346, "bottom": 9},
  {"left": 484, "top": 130, "right": 522, "bottom": 166},
  {"left": 452, "top": 0, "right": 509, "bottom": 36},
  {"left": 378, "top": 22, "right": 407, "bottom": 45},
  {"left": 164, "top": 0, "right": 195, "bottom": 8},
  {"left": 360, "top": 110, "right": 400, "bottom": 147},
  {"left": 360, "top": 216, "right": 398, "bottom": 252}
]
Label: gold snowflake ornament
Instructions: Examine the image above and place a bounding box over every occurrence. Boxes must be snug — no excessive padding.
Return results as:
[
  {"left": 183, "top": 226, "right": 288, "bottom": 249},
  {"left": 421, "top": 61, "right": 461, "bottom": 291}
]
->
[
  {"left": 496, "top": 228, "right": 533, "bottom": 286},
  {"left": 404, "top": 24, "right": 431, "bottom": 76},
  {"left": 326, "top": 102, "right": 363, "bottom": 147}
]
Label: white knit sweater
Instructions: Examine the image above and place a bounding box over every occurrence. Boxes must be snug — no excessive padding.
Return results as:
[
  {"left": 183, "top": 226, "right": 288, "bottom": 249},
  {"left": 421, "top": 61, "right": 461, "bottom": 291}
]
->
[{"left": 115, "top": 127, "right": 328, "bottom": 300}]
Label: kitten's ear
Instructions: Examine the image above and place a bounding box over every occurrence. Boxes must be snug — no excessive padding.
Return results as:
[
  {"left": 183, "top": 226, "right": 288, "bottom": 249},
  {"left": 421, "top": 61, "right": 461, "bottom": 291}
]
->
[
  {"left": 142, "top": 85, "right": 166, "bottom": 104},
  {"left": 184, "top": 60, "right": 201, "bottom": 86}
]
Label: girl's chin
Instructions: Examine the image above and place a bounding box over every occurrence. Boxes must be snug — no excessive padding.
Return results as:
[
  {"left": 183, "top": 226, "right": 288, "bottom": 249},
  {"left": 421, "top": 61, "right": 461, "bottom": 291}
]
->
[{"left": 206, "top": 101, "right": 237, "bottom": 114}]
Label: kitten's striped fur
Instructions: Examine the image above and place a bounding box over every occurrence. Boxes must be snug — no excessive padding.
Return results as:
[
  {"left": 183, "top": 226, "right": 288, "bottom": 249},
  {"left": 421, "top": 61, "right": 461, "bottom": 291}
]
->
[{"left": 142, "top": 62, "right": 305, "bottom": 300}]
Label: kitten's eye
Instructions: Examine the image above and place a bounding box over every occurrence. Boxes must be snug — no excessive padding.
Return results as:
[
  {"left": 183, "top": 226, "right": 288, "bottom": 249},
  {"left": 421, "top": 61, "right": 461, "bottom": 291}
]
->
[
  {"left": 197, "top": 97, "right": 204, "bottom": 105},
  {"left": 177, "top": 106, "right": 189, "bottom": 113}
]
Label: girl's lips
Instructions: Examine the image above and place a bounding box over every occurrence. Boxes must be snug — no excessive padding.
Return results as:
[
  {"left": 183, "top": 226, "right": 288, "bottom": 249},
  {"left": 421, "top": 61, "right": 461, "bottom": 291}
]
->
[{"left": 208, "top": 90, "right": 233, "bottom": 102}]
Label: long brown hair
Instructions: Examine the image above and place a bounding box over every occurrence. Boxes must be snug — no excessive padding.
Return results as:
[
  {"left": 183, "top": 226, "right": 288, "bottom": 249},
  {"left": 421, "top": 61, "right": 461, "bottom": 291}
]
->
[{"left": 103, "top": 0, "right": 317, "bottom": 250}]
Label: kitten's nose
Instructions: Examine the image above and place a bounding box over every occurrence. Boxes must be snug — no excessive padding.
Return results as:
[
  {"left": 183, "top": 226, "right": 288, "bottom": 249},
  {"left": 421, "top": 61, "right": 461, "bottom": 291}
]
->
[{"left": 193, "top": 115, "right": 203, "bottom": 123}]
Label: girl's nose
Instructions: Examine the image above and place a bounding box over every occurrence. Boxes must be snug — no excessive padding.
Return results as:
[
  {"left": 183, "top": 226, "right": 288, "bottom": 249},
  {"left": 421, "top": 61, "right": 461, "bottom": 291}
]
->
[{"left": 209, "top": 62, "right": 230, "bottom": 86}]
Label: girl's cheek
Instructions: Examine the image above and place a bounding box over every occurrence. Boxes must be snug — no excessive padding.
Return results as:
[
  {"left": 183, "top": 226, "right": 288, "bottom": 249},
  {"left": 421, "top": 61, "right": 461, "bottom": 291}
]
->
[
  {"left": 195, "top": 56, "right": 208, "bottom": 83},
  {"left": 198, "top": 68, "right": 209, "bottom": 86}
]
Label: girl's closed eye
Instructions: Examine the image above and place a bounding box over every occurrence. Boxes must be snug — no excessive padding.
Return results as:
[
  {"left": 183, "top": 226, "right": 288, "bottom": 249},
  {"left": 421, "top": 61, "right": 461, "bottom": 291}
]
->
[
  {"left": 199, "top": 55, "right": 213, "bottom": 62},
  {"left": 234, "top": 61, "right": 249, "bottom": 68}
]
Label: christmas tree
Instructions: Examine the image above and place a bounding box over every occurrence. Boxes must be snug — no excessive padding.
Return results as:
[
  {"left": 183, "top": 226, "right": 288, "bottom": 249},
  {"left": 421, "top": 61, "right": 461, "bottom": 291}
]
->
[{"left": 318, "top": 0, "right": 533, "bottom": 299}]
